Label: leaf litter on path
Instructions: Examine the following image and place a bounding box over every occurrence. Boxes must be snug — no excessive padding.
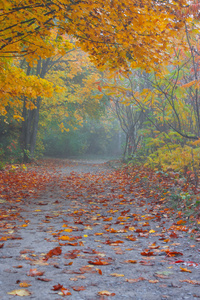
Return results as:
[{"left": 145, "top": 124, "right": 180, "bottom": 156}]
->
[{"left": 1, "top": 159, "right": 200, "bottom": 299}]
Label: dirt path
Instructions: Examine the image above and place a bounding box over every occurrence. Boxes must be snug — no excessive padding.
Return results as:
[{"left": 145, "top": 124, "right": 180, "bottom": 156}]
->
[{"left": 0, "top": 159, "right": 200, "bottom": 300}]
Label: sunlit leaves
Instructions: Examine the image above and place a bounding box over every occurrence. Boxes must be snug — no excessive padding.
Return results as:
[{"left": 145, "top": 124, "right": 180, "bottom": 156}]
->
[{"left": 7, "top": 289, "right": 31, "bottom": 296}]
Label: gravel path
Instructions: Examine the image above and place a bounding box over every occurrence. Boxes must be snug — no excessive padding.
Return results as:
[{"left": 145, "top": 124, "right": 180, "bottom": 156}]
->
[{"left": 0, "top": 159, "right": 199, "bottom": 300}]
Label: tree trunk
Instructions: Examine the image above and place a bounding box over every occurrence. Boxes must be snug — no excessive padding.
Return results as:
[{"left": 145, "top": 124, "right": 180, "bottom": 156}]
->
[{"left": 21, "top": 58, "right": 48, "bottom": 162}]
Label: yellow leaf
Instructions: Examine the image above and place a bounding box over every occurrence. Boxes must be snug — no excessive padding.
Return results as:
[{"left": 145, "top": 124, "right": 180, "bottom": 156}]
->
[
  {"left": 19, "top": 282, "right": 31, "bottom": 288},
  {"left": 129, "top": 227, "right": 136, "bottom": 231},
  {"left": 59, "top": 236, "right": 70, "bottom": 240},
  {"left": 110, "top": 273, "right": 124, "bottom": 277},
  {"left": 64, "top": 229, "right": 73, "bottom": 232},
  {"left": 7, "top": 289, "right": 31, "bottom": 296}
]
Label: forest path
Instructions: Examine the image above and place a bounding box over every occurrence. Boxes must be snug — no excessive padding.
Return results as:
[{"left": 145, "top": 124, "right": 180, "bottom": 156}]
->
[{"left": 0, "top": 159, "right": 200, "bottom": 300}]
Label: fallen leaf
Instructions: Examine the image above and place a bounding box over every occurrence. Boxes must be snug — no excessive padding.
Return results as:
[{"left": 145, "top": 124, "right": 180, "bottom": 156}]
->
[
  {"left": 98, "top": 290, "right": 115, "bottom": 296},
  {"left": 72, "top": 286, "right": 86, "bottom": 291},
  {"left": 27, "top": 269, "right": 44, "bottom": 276},
  {"left": 110, "top": 273, "right": 124, "bottom": 277},
  {"left": 180, "top": 280, "right": 200, "bottom": 285},
  {"left": 123, "top": 260, "right": 137, "bottom": 264},
  {"left": 52, "top": 284, "right": 63, "bottom": 291},
  {"left": 45, "top": 246, "right": 62, "bottom": 260},
  {"left": 125, "top": 277, "right": 145, "bottom": 283},
  {"left": 7, "top": 289, "right": 31, "bottom": 296},
  {"left": 141, "top": 249, "right": 155, "bottom": 256},
  {"left": 149, "top": 280, "right": 159, "bottom": 283},
  {"left": 19, "top": 282, "right": 31, "bottom": 287},
  {"left": 36, "top": 277, "right": 51, "bottom": 282},
  {"left": 60, "top": 287, "right": 71, "bottom": 296},
  {"left": 88, "top": 259, "right": 112, "bottom": 265},
  {"left": 180, "top": 267, "right": 192, "bottom": 273}
]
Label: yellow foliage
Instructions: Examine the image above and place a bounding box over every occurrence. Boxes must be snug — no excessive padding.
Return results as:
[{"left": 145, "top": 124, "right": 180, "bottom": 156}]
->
[{"left": 146, "top": 144, "right": 200, "bottom": 173}]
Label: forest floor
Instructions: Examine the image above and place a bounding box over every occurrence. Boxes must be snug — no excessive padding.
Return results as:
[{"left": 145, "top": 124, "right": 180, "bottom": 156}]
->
[{"left": 0, "top": 158, "right": 200, "bottom": 300}]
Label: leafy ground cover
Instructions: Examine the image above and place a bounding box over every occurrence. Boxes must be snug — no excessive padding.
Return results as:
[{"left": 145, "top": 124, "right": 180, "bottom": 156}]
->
[{"left": 0, "top": 159, "right": 200, "bottom": 299}]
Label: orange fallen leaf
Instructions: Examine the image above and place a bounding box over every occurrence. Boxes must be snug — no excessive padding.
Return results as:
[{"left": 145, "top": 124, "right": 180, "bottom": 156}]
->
[
  {"left": 60, "top": 288, "right": 71, "bottom": 296},
  {"left": 45, "top": 246, "right": 62, "bottom": 260},
  {"left": 64, "top": 228, "right": 73, "bottom": 232},
  {"left": 98, "top": 290, "right": 115, "bottom": 296},
  {"left": 19, "top": 282, "right": 31, "bottom": 287},
  {"left": 149, "top": 280, "right": 159, "bottom": 283},
  {"left": 125, "top": 277, "right": 145, "bottom": 283},
  {"left": 27, "top": 269, "right": 44, "bottom": 276},
  {"left": 72, "top": 286, "right": 86, "bottom": 291},
  {"left": 180, "top": 279, "right": 200, "bottom": 285},
  {"left": 180, "top": 267, "right": 192, "bottom": 273},
  {"left": 141, "top": 249, "right": 154, "bottom": 256},
  {"left": 59, "top": 235, "right": 75, "bottom": 241},
  {"left": 88, "top": 259, "right": 112, "bottom": 265},
  {"left": 123, "top": 260, "right": 137, "bottom": 264},
  {"left": 177, "top": 220, "right": 186, "bottom": 225},
  {"left": 96, "top": 268, "right": 102, "bottom": 275}
]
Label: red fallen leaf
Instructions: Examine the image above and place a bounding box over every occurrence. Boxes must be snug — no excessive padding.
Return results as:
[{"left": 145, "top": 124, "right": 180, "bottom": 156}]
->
[
  {"left": 135, "top": 229, "right": 148, "bottom": 233},
  {"left": 45, "top": 247, "right": 62, "bottom": 260},
  {"left": 170, "top": 260, "right": 185, "bottom": 264},
  {"left": 67, "top": 242, "right": 78, "bottom": 246},
  {"left": 20, "top": 249, "right": 34, "bottom": 254},
  {"left": 140, "top": 261, "right": 155, "bottom": 266},
  {"left": 98, "top": 269, "right": 102, "bottom": 275},
  {"left": 0, "top": 243, "right": 4, "bottom": 248},
  {"left": 88, "top": 259, "right": 112, "bottom": 265},
  {"left": 141, "top": 249, "right": 155, "bottom": 256},
  {"left": 27, "top": 269, "right": 44, "bottom": 277},
  {"left": 104, "top": 240, "right": 124, "bottom": 245},
  {"left": 36, "top": 278, "right": 51, "bottom": 282},
  {"left": 61, "top": 287, "right": 71, "bottom": 295},
  {"left": 72, "top": 286, "right": 86, "bottom": 291},
  {"left": 170, "top": 231, "right": 178, "bottom": 238},
  {"left": 52, "top": 283, "right": 63, "bottom": 291},
  {"left": 126, "top": 235, "right": 137, "bottom": 241},
  {"left": 149, "top": 242, "right": 160, "bottom": 249},
  {"left": 82, "top": 248, "right": 97, "bottom": 254},
  {"left": 64, "top": 249, "right": 80, "bottom": 259},
  {"left": 165, "top": 250, "right": 183, "bottom": 257}
]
